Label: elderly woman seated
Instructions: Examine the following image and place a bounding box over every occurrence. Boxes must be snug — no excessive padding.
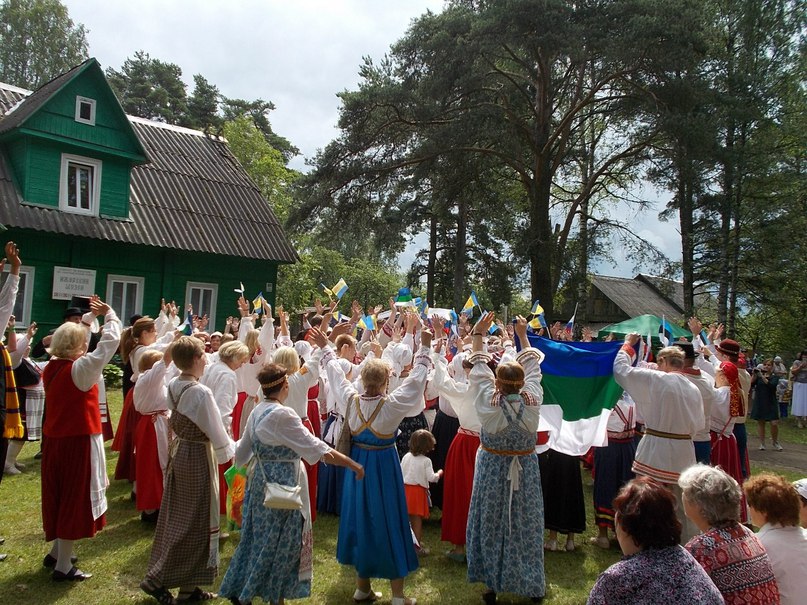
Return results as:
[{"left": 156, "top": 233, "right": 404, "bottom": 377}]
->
[
  {"left": 587, "top": 476, "right": 723, "bottom": 605},
  {"left": 678, "top": 464, "right": 780, "bottom": 604},
  {"left": 744, "top": 473, "right": 807, "bottom": 605}
]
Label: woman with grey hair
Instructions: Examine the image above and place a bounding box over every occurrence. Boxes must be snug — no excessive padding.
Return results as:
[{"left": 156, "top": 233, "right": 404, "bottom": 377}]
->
[{"left": 679, "top": 464, "right": 780, "bottom": 604}]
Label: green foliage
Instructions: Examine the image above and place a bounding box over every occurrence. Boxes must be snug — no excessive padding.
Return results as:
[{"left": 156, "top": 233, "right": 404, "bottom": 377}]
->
[
  {"left": 106, "top": 50, "right": 190, "bottom": 125},
  {"left": 294, "top": 0, "right": 711, "bottom": 316},
  {"left": 102, "top": 362, "right": 123, "bottom": 389},
  {"left": 277, "top": 239, "right": 402, "bottom": 314},
  {"left": 0, "top": 0, "right": 88, "bottom": 89},
  {"left": 221, "top": 97, "right": 299, "bottom": 162},
  {"left": 222, "top": 116, "right": 299, "bottom": 223},
  {"left": 186, "top": 74, "right": 223, "bottom": 131}
]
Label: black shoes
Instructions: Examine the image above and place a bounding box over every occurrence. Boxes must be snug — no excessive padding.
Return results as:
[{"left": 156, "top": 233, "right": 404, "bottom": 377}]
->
[
  {"left": 52, "top": 566, "right": 92, "bottom": 581},
  {"left": 43, "top": 554, "right": 78, "bottom": 568},
  {"left": 141, "top": 510, "right": 160, "bottom": 523}
]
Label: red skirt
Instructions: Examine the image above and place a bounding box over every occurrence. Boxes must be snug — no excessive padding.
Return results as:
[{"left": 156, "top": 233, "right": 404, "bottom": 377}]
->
[
  {"left": 710, "top": 431, "right": 748, "bottom": 522},
  {"left": 441, "top": 430, "right": 479, "bottom": 545},
  {"left": 113, "top": 389, "right": 142, "bottom": 481},
  {"left": 405, "top": 484, "right": 430, "bottom": 518},
  {"left": 219, "top": 461, "right": 230, "bottom": 515},
  {"left": 134, "top": 414, "right": 164, "bottom": 511},
  {"left": 231, "top": 392, "right": 249, "bottom": 441},
  {"left": 307, "top": 400, "right": 322, "bottom": 439},
  {"left": 41, "top": 435, "right": 106, "bottom": 541},
  {"left": 302, "top": 417, "right": 318, "bottom": 522}
]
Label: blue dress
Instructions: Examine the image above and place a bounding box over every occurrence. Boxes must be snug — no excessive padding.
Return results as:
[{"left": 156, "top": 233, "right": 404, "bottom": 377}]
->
[
  {"left": 316, "top": 412, "right": 345, "bottom": 514},
  {"left": 466, "top": 395, "right": 546, "bottom": 598},
  {"left": 337, "top": 424, "right": 419, "bottom": 579},
  {"left": 219, "top": 404, "right": 311, "bottom": 603}
]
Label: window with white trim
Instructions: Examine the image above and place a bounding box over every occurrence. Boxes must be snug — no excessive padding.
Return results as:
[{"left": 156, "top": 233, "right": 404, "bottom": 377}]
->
[
  {"left": 75, "top": 96, "right": 96, "bottom": 125},
  {"left": 59, "top": 153, "right": 102, "bottom": 215},
  {"left": 106, "top": 275, "right": 144, "bottom": 323},
  {"left": 185, "top": 282, "right": 217, "bottom": 331},
  {"left": 0, "top": 264, "right": 35, "bottom": 327}
]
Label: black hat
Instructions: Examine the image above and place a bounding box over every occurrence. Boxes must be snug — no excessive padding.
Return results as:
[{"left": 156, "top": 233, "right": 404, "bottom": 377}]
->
[
  {"left": 63, "top": 307, "right": 84, "bottom": 320},
  {"left": 673, "top": 341, "right": 698, "bottom": 360}
]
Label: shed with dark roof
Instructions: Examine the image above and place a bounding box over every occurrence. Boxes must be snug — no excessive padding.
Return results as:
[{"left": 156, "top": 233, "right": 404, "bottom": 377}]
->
[{"left": 0, "top": 58, "right": 297, "bottom": 332}]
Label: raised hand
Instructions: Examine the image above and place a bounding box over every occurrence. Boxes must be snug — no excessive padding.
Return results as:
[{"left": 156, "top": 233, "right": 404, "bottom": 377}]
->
[
  {"left": 237, "top": 296, "right": 249, "bottom": 317},
  {"left": 4, "top": 241, "right": 20, "bottom": 271},
  {"left": 90, "top": 296, "right": 110, "bottom": 317},
  {"left": 329, "top": 321, "right": 352, "bottom": 342},
  {"left": 431, "top": 314, "right": 446, "bottom": 337},
  {"left": 405, "top": 311, "right": 421, "bottom": 334},
  {"left": 473, "top": 311, "right": 496, "bottom": 336},
  {"left": 308, "top": 327, "right": 328, "bottom": 349}
]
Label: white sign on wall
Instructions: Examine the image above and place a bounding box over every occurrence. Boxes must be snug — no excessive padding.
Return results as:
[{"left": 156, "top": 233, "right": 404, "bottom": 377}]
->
[{"left": 52, "top": 266, "right": 96, "bottom": 300}]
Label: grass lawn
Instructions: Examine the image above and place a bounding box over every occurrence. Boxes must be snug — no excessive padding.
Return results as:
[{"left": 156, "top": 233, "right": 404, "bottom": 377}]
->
[{"left": 0, "top": 390, "right": 801, "bottom": 604}]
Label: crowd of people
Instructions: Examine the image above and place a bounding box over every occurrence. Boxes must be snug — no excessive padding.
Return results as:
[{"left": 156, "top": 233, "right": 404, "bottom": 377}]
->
[{"left": 1, "top": 245, "right": 807, "bottom": 604}]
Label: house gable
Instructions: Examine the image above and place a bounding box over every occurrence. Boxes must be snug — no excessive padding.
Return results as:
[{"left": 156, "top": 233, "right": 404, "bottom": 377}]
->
[{"left": 0, "top": 58, "right": 147, "bottom": 219}]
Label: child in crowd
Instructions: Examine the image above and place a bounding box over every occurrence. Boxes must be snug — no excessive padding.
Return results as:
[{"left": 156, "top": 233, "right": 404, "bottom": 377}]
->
[
  {"left": 133, "top": 347, "right": 177, "bottom": 523},
  {"left": 401, "top": 429, "right": 443, "bottom": 554}
]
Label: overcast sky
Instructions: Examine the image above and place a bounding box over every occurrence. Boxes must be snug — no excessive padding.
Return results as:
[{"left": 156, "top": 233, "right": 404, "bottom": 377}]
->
[{"left": 62, "top": 0, "right": 679, "bottom": 278}]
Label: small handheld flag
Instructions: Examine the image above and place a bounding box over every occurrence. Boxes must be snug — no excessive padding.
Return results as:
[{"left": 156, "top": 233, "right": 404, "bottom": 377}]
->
[
  {"left": 178, "top": 311, "right": 193, "bottom": 335},
  {"left": 358, "top": 315, "right": 376, "bottom": 331},
  {"left": 331, "top": 278, "right": 348, "bottom": 300},
  {"left": 461, "top": 291, "right": 479, "bottom": 315},
  {"left": 658, "top": 315, "right": 674, "bottom": 347},
  {"left": 252, "top": 292, "right": 264, "bottom": 314},
  {"left": 530, "top": 300, "right": 544, "bottom": 316},
  {"left": 564, "top": 302, "right": 578, "bottom": 336},
  {"left": 395, "top": 287, "right": 416, "bottom": 307}
]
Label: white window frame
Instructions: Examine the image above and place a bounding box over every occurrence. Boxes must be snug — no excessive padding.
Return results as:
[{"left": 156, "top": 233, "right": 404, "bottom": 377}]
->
[
  {"left": 75, "top": 96, "right": 96, "bottom": 125},
  {"left": 59, "top": 153, "right": 102, "bottom": 216},
  {"left": 106, "top": 274, "right": 144, "bottom": 322},
  {"left": 185, "top": 281, "right": 217, "bottom": 330},
  {"left": 1, "top": 264, "right": 35, "bottom": 327}
]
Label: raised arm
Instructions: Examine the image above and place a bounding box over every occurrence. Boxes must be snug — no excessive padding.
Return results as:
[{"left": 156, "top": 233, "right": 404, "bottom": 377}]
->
[{"left": 72, "top": 297, "right": 122, "bottom": 391}]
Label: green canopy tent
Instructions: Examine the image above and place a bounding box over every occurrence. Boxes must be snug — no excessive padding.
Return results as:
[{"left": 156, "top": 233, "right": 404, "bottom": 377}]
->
[{"left": 598, "top": 314, "right": 692, "bottom": 341}]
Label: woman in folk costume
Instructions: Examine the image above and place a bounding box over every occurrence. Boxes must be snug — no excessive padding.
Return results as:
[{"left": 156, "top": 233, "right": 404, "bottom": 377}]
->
[
  {"left": 709, "top": 361, "right": 748, "bottom": 521},
  {"left": 271, "top": 333, "right": 329, "bottom": 523},
  {"left": 219, "top": 354, "right": 364, "bottom": 605},
  {"left": 0, "top": 243, "right": 23, "bottom": 563},
  {"left": 41, "top": 295, "right": 121, "bottom": 580},
  {"left": 316, "top": 322, "right": 365, "bottom": 515},
  {"left": 591, "top": 392, "right": 637, "bottom": 549},
  {"left": 430, "top": 338, "right": 477, "bottom": 562},
  {"left": 232, "top": 297, "right": 274, "bottom": 441},
  {"left": 133, "top": 346, "right": 179, "bottom": 522},
  {"left": 317, "top": 356, "right": 359, "bottom": 515},
  {"left": 424, "top": 318, "right": 461, "bottom": 512},
  {"left": 324, "top": 313, "right": 433, "bottom": 605},
  {"left": 114, "top": 316, "right": 174, "bottom": 489},
  {"left": 5, "top": 317, "right": 40, "bottom": 474},
  {"left": 465, "top": 313, "right": 545, "bottom": 604},
  {"left": 141, "top": 336, "right": 234, "bottom": 605}
]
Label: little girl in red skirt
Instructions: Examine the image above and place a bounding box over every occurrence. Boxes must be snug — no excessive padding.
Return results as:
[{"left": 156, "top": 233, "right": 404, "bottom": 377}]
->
[{"left": 400, "top": 429, "right": 443, "bottom": 554}]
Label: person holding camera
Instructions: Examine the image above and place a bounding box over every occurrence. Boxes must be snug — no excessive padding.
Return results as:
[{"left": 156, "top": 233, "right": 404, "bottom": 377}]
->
[{"left": 750, "top": 360, "right": 781, "bottom": 450}]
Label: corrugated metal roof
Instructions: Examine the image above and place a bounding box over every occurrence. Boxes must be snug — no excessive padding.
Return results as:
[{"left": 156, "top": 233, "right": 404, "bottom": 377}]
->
[
  {"left": 0, "top": 77, "right": 298, "bottom": 264},
  {"left": 0, "top": 60, "right": 96, "bottom": 134},
  {"left": 591, "top": 274, "right": 684, "bottom": 322}
]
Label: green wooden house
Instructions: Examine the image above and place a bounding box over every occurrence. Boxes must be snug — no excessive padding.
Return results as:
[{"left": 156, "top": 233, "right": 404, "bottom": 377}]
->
[{"left": 0, "top": 58, "right": 297, "bottom": 333}]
